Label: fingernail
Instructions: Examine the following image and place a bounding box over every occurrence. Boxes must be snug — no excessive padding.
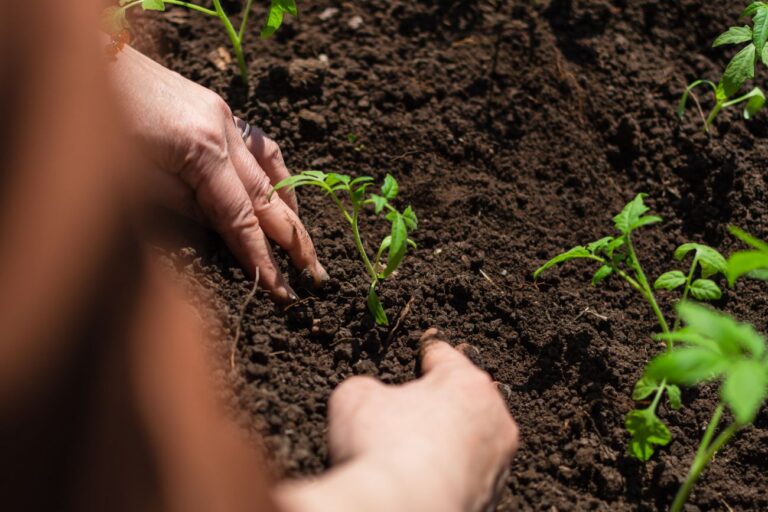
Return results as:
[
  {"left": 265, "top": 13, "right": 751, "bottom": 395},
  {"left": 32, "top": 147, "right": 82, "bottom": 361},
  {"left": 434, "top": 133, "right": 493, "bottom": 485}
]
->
[
  {"left": 299, "top": 268, "right": 314, "bottom": 289},
  {"left": 456, "top": 343, "right": 480, "bottom": 358},
  {"left": 493, "top": 381, "right": 513, "bottom": 402},
  {"left": 315, "top": 262, "right": 330, "bottom": 284},
  {"left": 273, "top": 285, "right": 298, "bottom": 305},
  {"left": 419, "top": 328, "right": 445, "bottom": 356}
]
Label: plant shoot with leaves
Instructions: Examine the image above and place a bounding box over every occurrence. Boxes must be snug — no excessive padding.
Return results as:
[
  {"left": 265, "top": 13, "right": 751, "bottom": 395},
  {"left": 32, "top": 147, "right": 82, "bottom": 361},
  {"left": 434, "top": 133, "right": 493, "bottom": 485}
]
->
[
  {"left": 534, "top": 194, "right": 727, "bottom": 461},
  {"left": 273, "top": 172, "right": 417, "bottom": 326},
  {"left": 679, "top": 2, "right": 768, "bottom": 131},
  {"left": 103, "top": 0, "right": 297, "bottom": 83}
]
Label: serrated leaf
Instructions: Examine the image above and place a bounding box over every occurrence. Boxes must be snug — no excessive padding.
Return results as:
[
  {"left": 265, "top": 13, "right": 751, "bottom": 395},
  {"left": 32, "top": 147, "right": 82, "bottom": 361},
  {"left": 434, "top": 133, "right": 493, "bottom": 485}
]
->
[
  {"left": 754, "top": 7, "right": 768, "bottom": 56},
  {"left": 381, "top": 174, "right": 399, "bottom": 200},
  {"left": 667, "top": 384, "right": 682, "bottom": 410},
  {"left": 367, "top": 285, "right": 388, "bottom": 326},
  {"left": 677, "top": 302, "right": 765, "bottom": 358},
  {"left": 302, "top": 170, "right": 327, "bottom": 181},
  {"left": 632, "top": 376, "right": 660, "bottom": 401},
  {"left": 261, "top": 0, "right": 298, "bottom": 39},
  {"left": 592, "top": 265, "right": 613, "bottom": 285},
  {"left": 533, "top": 246, "right": 592, "bottom": 279},
  {"left": 654, "top": 271, "right": 686, "bottom": 290},
  {"left": 369, "top": 194, "right": 388, "bottom": 214},
  {"left": 743, "top": 2, "right": 768, "bottom": 18},
  {"left": 606, "top": 237, "right": 626, "bottom": 258},
  {"left": 613, "top": 194, "right": 653, "bottom": 235},
  {"left": 587, "top": 236, "right": 614, "bottom": 255},
  {"left": 325, "top": 173, "right": 351, "bottom": 187},
  {"left": 675, "top": 243, "right": 727, "bottom": 278},
  {"left": 690, "top": 279, "right": 722, "bottom": 300},
  {"left": 646, "top": 347, "right": 728, "bottom": 386},
  {"left": 633, "top": 215, "right": 663, "bottom": 230},
  {"left": 626, "top": 408, "right": 672, "bottom": 461},
  {"left": 722, "top": 359, "right": 768, "bottom": 424},
  {"left": 719, "top": 43, "right": 757, "bottom": 98},
  {"left": 713, "top": 26, "right": 754, "bottom": 47},
  {"left": 402, "top": 206, "right": 418, "bottom": 230}
]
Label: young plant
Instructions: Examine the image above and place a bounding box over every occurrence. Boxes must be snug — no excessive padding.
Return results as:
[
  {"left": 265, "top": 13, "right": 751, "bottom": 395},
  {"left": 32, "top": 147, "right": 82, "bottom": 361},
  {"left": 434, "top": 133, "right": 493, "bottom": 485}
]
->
[
  {"left": 273, "top": 171, "right": 417, "bottom": 326},
  {"left": 645, "top": 303, "right": 768, "bottom": 512},
  {"left": 103, "top": 0, "right": 297, "bottom": 84},
  {"left": 534, "top": 194, "right": 727, "bottom": 460},
  {"left": 678, "top": 2, "right": 768, "bottom": 132},
  {"left": 726, "top": 226, "right": 768, "bottom": 285}
]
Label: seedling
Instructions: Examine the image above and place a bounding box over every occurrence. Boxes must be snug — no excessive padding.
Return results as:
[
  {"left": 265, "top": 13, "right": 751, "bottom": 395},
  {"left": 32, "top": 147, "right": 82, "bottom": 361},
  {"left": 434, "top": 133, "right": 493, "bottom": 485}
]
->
[
  {"left": 726, "top": 226, "right": 768, "bottom": 285},
  {"left": 103, "top": 0, "right": 297, "bottom": 84},
  {"left": 678, "top": 2, "right": 768, "bottom": 132},
  {"left": 534, "top": 194, "right": 727, "bottom": 460},
  {"left": 273, "top": 171, "right": 417, "bottom": 326},
  {"left": 646, "top": 303, "right": 768, "bottom": 512}
]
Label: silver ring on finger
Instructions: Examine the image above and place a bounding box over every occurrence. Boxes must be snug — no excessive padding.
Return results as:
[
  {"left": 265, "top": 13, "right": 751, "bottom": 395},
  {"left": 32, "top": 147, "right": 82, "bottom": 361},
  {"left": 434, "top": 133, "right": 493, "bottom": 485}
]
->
[{"left": 233, "top": 116, "right": 252, "bottom": 141}]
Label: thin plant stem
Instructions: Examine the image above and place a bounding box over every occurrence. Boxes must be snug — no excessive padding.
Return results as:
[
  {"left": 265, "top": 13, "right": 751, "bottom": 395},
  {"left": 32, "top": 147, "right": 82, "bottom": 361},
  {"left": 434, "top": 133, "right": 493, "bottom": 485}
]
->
[
  {"left": 671, "top": 406, "right": 736, "bottom": 512},
  {"left": 351, "top": 206, "right": 378, "bottom": 283},
  {"left": 212, "top": 0, "right": 249, "bottom": 83},
  {"left": 164, "top": 0, "right": 218, "bottom": 16},
  {"left": 239, "top": 0, "right": 256, "bottom": 41}
]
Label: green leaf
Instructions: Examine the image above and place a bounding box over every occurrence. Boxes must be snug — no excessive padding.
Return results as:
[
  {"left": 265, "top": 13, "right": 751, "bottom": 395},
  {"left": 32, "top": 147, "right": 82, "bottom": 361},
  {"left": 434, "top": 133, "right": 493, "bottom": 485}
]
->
[
  {"left": 587, "top": 236, "right": 614, "bottom": 255},
  {"left": 713, "top": 26, "right": 754, "bottom": 47},
  {"left": 667, "top": 384, "right": 682, "bottom": 410},
  {"left": 719, "top": 43, "right": 757, "bottom": 99},
  {"left": 325, "top": 173, "right": 351, "bottom": 187},
  {"left": 591, "top": 265, "right": 613, "bottom": 285},
  {"left": 302, "top": 170, "right": 328, "bottom": 181},
  {"left": 606, "top": 237, "right": 627, "bottom": 259},
  {"left": 350, "top": 176, "right": 374, "bottom": 186},
  {"left": 727, "top": 250, "right": 768, "bottom": 286},
  {"left": 261, "top": 0, "right": 298, "bottom": 39},
  {"left": 677, "top": 302, "right": 765, "bottom": 358},
  {"left": 402, "top": 206, "right": 418, "bottom": 230},
  {"left": 675, "top": 243, "right": 727, "bottom": 278},
  {"left": 690, "top": 279, "right": 722, "bottom": 301},
  {"left": 741, "top": 87, "right": 766, "bottom": 119},
  {"left": 646, "top": 347, "right": 728, "bottom": 386},
  {"left": 533, "top": 246, "right": 592, "bottom": 279},
  {"left": 367, "top": 285, "right": 388, "bottom": 326},
  {"left": 368, "top": 194, "right": 388, "bottom": 214},
  {"left": 743, "top": 2, "right": 768, "bottom": 18},
  {"left": 141, "top": 0, "right": 165, "bottom": 10},
  {"left": 754, "top": 7, "right": 768, "bottom": 56},
  {"left": 625, "top": 408, "right": 672, "bottom": 461},
  {"left": 654, "top": 271, "right": 686, "bottom": 291},
  {"left": 381, "top": 174, "right": 399, "bottom": 200},
  {"left": 632, "top": 376, "right": 660, "bottom": 401},
  {"left": 722, "top": 359, "right": 768, "bottom": 424},
  {"left": 729, "top": 226, "right": 768, "bottom": 252},
  {"left": 613, "top": 194, "right": 658, "bottom": 235},
  {"left": 383, "top": 213, "right": 407, "bottom": 277}
]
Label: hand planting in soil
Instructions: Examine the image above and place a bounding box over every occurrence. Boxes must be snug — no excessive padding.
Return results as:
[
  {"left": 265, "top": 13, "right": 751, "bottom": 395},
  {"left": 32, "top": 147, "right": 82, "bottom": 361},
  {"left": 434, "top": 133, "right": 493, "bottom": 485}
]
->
[
  {"left": 678, "top": 2, "right": 768, "bottom": 132},
  {"left": 726, "top": 226, "right": 768, "bottom": 285},
  {"left": 534, "top": 194, "right": 727, "bottom": 461},
  {"left": 645, "top": 303, "right": 768, "bottom": 512},
  {"left": 103, "top": 0, "right": 297, "bottom": 83},
  {"left": 273, "top": 171, "right": 417, "bottom": 326}
]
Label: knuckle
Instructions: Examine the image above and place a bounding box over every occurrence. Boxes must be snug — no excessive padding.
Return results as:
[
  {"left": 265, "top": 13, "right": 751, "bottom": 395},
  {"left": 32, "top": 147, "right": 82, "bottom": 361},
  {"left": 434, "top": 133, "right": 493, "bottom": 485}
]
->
[
  {"left": 248, "top": 167, "right": 275, "bottom": 207},
  {"left": 183, "top": 124, "right": 229, "bottom": 186},
  {"left": 263, "top": 137, "right": 284, "bottom": 163}
]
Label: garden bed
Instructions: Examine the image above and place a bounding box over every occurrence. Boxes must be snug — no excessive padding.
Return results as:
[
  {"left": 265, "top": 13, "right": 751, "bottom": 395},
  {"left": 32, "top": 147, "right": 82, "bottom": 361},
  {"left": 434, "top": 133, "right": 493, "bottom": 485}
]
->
[{"left": 137, "top": 1, "right": 768, "bottom": 510}]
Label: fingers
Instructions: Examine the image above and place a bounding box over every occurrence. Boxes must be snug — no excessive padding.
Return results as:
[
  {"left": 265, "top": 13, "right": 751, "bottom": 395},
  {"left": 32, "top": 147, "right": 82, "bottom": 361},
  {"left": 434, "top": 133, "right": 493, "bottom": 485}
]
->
[
  {"left": 186, "top": 154, "right": 298, "bottom": 303},
  {"left": 419, "top": 328, "right": 479, "bottom": 375},
  {"left": 243, "top": 124, "right": 299, "bottom": 214},
  {"left": 225, "top": 124, "right": 329, "bottom": 288}
]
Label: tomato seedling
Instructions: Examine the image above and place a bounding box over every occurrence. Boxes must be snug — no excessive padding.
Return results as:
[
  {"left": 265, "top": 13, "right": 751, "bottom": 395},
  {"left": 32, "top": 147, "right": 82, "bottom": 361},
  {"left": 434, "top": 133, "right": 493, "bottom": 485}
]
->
[
  {"left": 678, "top": 2, "right": 768, "bottom": 132},
  {"left": 103, "top": 0, "right": 297, "bottom": 84},
  {"left": 534, "top": 194, "right": 727, "bottom": 461},
  {"left": 646, "top": 303, "right": 768, "bottom": 512},
  {"left": 273, "top": 172, "right": 417, "bottom": 326},
  {"left": 726, "top": 226, "right": 768, "bottom": 285}
]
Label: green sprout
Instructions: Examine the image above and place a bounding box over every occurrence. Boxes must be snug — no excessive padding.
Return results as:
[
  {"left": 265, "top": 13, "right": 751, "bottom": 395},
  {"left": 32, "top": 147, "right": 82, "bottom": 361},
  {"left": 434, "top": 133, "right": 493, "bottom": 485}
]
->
[
  {"left": 678, "top": 2, "right": 768, "bottom": 132},
  {"left": 103, "top": 0, "right": 297, "bottom": 84},
  {"left": 273, "top": 171, "right": 417, "bottom": 326},
  {"left": 646, "top": 303, "right": 768, "bottom": 512},
  {"left": 534, "top": 194, "right": 727, "bottom": 461},
  {"left": 726, "top": 226, "right": 768, "bottom": 285}
]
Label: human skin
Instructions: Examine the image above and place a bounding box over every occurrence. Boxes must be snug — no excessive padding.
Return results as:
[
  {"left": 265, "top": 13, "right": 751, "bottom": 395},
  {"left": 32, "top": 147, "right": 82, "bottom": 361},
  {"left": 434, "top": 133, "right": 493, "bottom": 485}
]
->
[{"left": 110, "top": 44, "right": 328, "bottom": 303}]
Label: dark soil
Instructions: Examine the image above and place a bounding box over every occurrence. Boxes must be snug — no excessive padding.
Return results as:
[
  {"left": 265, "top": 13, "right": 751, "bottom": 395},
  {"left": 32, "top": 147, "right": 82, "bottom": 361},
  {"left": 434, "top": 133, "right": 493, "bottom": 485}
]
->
[{"left": 134, "top": 1, "right": 768, "bottom": 510}]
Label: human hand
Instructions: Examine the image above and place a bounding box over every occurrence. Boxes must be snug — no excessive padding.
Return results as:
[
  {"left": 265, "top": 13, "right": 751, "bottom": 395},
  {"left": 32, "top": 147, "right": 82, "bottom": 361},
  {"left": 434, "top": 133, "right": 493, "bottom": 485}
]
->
[
  {"left": 277, "top": 329, "right": 518, "bottom": 512},
  {"left": 111, "top": 46, "right": 327, "bottom": 302}
]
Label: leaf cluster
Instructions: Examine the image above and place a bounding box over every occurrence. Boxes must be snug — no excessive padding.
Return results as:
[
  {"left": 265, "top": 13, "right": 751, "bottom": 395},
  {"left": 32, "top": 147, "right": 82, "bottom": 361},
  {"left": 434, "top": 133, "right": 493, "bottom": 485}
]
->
[
  {"left": 273, "top": 171, "right": 417, "bottom": 326},
  {"left": 726, "top": 226, "right": 768, "bottom": 285},
  {"left": 654, "top": 243, "right": 727, "bottom": 300}
]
